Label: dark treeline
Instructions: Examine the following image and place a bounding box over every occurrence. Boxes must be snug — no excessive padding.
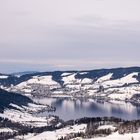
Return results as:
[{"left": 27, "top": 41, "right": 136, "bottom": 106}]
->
[
  {"left": 58, "top": 117, "right": 140, "bottom": 140},
  {"left": 1, "top": 116, "right": 140, "bottom": 140},
  {"left": 0, "top": 89, "right": 33, "bottom": 113},
  {"left": 0, "top": 116, "right": 62, "bottom": 139}
]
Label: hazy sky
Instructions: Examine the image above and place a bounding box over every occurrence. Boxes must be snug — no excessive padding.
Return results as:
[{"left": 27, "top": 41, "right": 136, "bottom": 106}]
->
[{"left": 0, "top": 0, "right": 140, "bottom": 73}]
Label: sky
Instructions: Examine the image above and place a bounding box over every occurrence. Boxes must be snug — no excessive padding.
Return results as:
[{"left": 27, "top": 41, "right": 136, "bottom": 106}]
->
[{"left": 0, "top": 0, "right": 140, "bottom": 73}]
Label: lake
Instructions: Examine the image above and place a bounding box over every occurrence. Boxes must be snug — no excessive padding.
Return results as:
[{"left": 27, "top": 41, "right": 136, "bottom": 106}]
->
[{"left": 35, "top": 98, "right": 140, "bottom": 121}]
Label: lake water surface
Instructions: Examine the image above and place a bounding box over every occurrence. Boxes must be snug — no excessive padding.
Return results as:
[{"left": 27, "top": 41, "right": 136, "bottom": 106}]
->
[{"left": 35, "top": 98, "right": 140, "bottom": 121}]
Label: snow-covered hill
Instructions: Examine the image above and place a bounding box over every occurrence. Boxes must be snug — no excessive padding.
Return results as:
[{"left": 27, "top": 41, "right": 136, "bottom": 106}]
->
[
  {"left": 1, "top": 67, "right": 140, "bottom": 102},
  {"left": 0, "top": 89, "right": 61, "bottom": 139},
  {"left": 0, "top": 89, "right": 56, "bottom": 125},
  {"left": 13, "top": 117, "right": 140, "bottom": 140}
]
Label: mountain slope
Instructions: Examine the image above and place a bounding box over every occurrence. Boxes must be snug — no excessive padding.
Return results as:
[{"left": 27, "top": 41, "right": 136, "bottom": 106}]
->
[
  {"left": 0, "top": 88, "right": 33, "bottom": 113},
  {"left": 0, "top": 67, "right": 140, "bottom": 102}
]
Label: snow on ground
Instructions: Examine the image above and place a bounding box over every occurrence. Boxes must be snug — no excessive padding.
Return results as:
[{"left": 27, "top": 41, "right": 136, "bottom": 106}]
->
[
  {"left": 15, "top": 81, "right": 27, "bottom": 89},
  {"left": 8, "top": 71, "right": 140, "bottom": 102},
  {"left": 61, "top": 73, "right": 72, "bottom": 76},
  {"left": 33, "top": 97, "right": 58, "bottom": 105},
  {"left": 66, "top": 84, "right": 81, "bottom": 90},
  {"left": 97, "top": 73, "right": 113, "bottom": 83},
  {"left": 108, "top": 93, "right": 131, "bottom": 101},
  {"left": 14, "top": 75, "right": 21, "bottom": 78},
  {"left": 0, "top": 75, "right": 8, "bottom": 79},
  {"left": 22, "top": 88, "right": 32, "bottom": 93},
  {"left": 0, "top": 109, "right": 49, "bottom": 127},
  {"left": 0, "top": 102, "right": 55, "bottom": 127},
  {"left": 52, "top": 91, "right": 64, "bottom": 94},
  {"left": 16, "top": 124, "right": 87, "bottom": 140},
  {"left": 82, "top": 85, "right": 94, "bottom": 90},
  {"left": 23, "top": 103, "right": 48, "bottom": 113},
  {"left": 10, "top": 103, "right": 24, "bottom": 111},
  {"left": 98, "top": 125, "right": 116, "bottom": 131},
  {"left": 0, "top": 127, "right": 15, "bottom": 133},
  {"left": 14, "top": 125, "right": 140, "bottom": 140},
  {"left": 84, "top": 131, "right": 140, "bottom": 140},
  {"left": 28, "top": 76, "right": 58, "bottom": 85},
  {"left": 9, "top": 103, "right": 49, "bottom": 114},
  {"left": 16, "top": 75, "right": 59, "bottom": 87},
  {"left": 81, "top": 78, "right": 93, "bottom": 84},
  {"left": 14, "top": 75, "right": 60, "bottom": 93},
  {"left": 102, "top": 72, "right": 139, "bottom": 88},
  {"left": 80, "top": 72, "right": 88, "bottom": 75},
  {"left": 62, "top": 74, "right": 81, "bottom": 85},
  {"left": 51, "top": 94, "right": 73, "bottom": 98},
  {"left": 87, "top": 90, "right": 97, "bottom": 96},
  {"left": 106, "top": 84, "right": 140, "bottom": 100}
]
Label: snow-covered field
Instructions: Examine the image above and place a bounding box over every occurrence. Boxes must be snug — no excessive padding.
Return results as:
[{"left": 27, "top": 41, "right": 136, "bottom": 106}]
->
[
  {"left": 7, "top": 71, "right": 140, "bottom": 104},
  {"left": 0, "top": 104, "right": 56, "bottom": 127},
  {"left": 15, "top": 124, "right": 87, "bottom": 140},
  {"left": 0, "top": 75, "right": 9, "bottom": 79},
  {"left": 0, "top": 127, "right": 15, "bottom": 133},
  {"left": 0, "top": 110, "right": 47, "bottom": 127},
  {"left": 12, "top": 124, "right": 140, "bottom": 140},
  {"left": 84, "top": 131, "right": 140, "bottom": 140}
]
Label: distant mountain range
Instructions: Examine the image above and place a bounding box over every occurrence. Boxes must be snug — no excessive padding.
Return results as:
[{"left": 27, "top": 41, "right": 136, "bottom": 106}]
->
[{"left": 0, "top": 66, "right": 140, "bottom": 103}]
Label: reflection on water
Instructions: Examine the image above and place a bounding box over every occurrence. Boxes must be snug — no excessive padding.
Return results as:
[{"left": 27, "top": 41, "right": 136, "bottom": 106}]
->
[{"left": 35, "top": 98, "right": 140, "bottom": 121}]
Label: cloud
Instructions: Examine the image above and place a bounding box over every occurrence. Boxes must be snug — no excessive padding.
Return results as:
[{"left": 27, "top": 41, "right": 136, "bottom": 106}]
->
[{"left": 0, "top": 0, "right": 140, "bottom": 72}]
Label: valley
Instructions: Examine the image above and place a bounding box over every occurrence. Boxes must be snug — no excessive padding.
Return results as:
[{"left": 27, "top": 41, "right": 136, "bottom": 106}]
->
[{"left": 1, "top": 67, "right": 140, "bottom": 139}]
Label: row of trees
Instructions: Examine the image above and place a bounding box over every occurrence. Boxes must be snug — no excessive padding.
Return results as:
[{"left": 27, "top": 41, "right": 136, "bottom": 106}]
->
[
  {"left": 1, "top": 116, "right": 140, "bottom": 139},
  {"left": 0, "top": 116, "right": 62, "bottom": 139},
  {"left": 58, "top": 117, "right": 140, "bottom": 140}
]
